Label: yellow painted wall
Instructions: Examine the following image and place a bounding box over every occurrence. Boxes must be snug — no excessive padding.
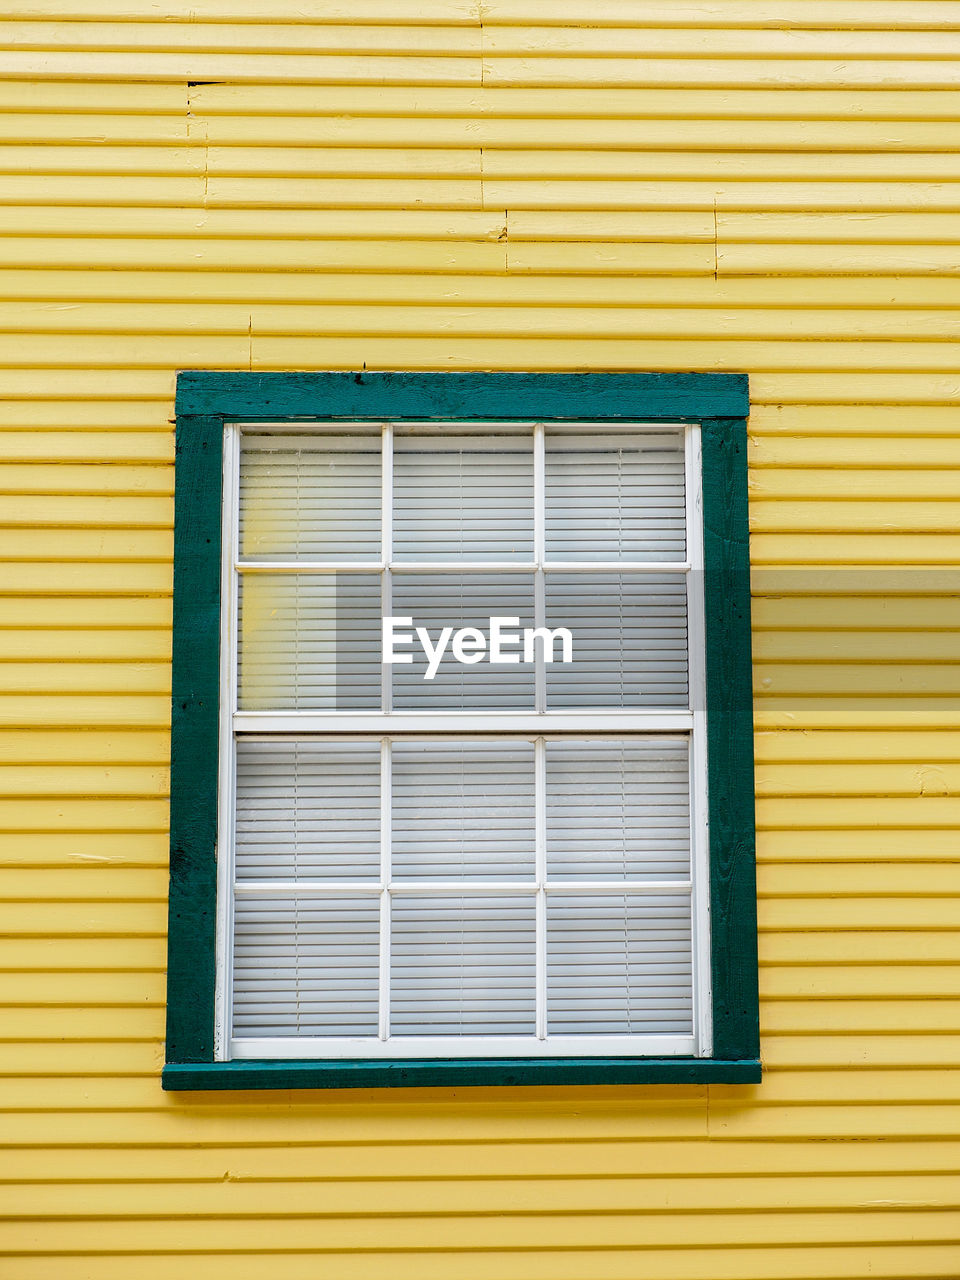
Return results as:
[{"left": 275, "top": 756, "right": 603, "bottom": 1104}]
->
[{"left": 2, "top": 2, "right": 960, "bottom": 1276}]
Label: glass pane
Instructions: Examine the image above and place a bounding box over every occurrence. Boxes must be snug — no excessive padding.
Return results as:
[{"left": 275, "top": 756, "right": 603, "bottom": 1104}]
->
[
  {"left": 238, "top": 572, "right": 381, "bottom": 711},
  {"left": 393, "top": 432, "right": 534, "bottom": 561},
  {"left": 545, "top": 430, "right": 686, "bottom": 562},
  {"left": 239, "top": 429, "right": 381, "bottom": 563},
  {"left": 545, "top": 573, "right": 688, "bottom": 708},
  {"left": 391, "top": 896, "right": 536, "bottom": 1036},
  {"left": 391, "top": 573, "right": 536, "bottom": 710},
  {"left": 235, "top": 740, "right": 381, "bottom": 882},
  {"left": 392, "top": 740, "right": 535, "bottom": 881},
  {"left": 547, "top": 894, "right": 693, "bottom": 1035},
  {"left": 546, "top": 739, "right": 690, "bottom": 881},
  {"left": 233, "top": 895, "right": 380, "bottom": 1038}
]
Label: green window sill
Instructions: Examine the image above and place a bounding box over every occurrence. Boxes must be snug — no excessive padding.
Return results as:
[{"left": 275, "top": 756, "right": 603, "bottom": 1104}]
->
[{"left": 163, "top": 1057, "right": 761, "bottom": 1091}]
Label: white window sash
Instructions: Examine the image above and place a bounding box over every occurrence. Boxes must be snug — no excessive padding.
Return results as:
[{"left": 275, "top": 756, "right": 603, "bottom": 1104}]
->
[
  {"left": 216, "top": 420, "right": 711, "bottom": 1062},
  {"left": 230, "top": 1033, "right": 697, "bottom": 1061},
  {"left": 232, "top": 711, "right": 694, "bottom": 734}
]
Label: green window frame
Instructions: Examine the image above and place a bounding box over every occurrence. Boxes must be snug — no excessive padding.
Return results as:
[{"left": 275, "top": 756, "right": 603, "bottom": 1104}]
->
[{"left": 162, "top": 371, "right": 759, "bottom": 1091}]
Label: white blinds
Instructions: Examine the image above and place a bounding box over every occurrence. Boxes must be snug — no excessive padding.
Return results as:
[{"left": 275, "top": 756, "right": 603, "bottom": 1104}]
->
[
  {"left": 239, "top": 430, "right": 381, "bottom": 562},
  {"left": 545, "top": 739, "right": 690, "bottom": 881},
  {"left": 545, "top": 432, "right": 685, "bottom": 562},
  {"left": 225, "top": 420, "right": 706, "bottom": 1058},
  {"left": 547, "top": 894, "right": 693, "bottom": 1035},
  {"left": 392, "top": 741, "right": 536, "bottom": 881},
  {"left": 545, "top": 573, "right": 688, "bottom": 708},
  {"left": 238, "top": 569, "right": 688, "bottom": 711},
  {"left": 391, "top": 896, "right": 537, "bottom": 1036},
  {"left": 235, "top": 424, "right": 692, "bottom": 711},
  {"left": 230, "top": 736, "right": 695, "bottom": 1044},
  {"left": 238, "top": 427, "right": 685, "bottom": 564},
  {"left": 390, "top": 574, "right": 537, "bottom": 709},
  {"left": 393, "top": 434, "right": 534, "bottom": 561},
  {"left": 238, "top": 574, "right": 381, "bottom": 710},
  {"left": 233, "top": 896, "right": 380, "bottom": 1038},
  {"left": 235, "top": 740, "right": 381, "bottom": 881}
]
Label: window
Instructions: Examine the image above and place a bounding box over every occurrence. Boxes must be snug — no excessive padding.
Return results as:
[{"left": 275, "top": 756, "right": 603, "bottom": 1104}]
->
[{"left": 164, "top": 372, "right": 759, "bottom": 1090}]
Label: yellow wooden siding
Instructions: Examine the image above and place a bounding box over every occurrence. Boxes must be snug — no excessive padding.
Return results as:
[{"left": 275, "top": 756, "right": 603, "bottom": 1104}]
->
[{"left": 0, "top": 2, "right": 958, "bottom": 1276}]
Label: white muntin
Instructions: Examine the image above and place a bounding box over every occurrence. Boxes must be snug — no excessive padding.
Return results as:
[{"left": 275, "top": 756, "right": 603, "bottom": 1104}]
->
[{"left": 382, "top": 615, "right": 574, "bottom": 680}]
